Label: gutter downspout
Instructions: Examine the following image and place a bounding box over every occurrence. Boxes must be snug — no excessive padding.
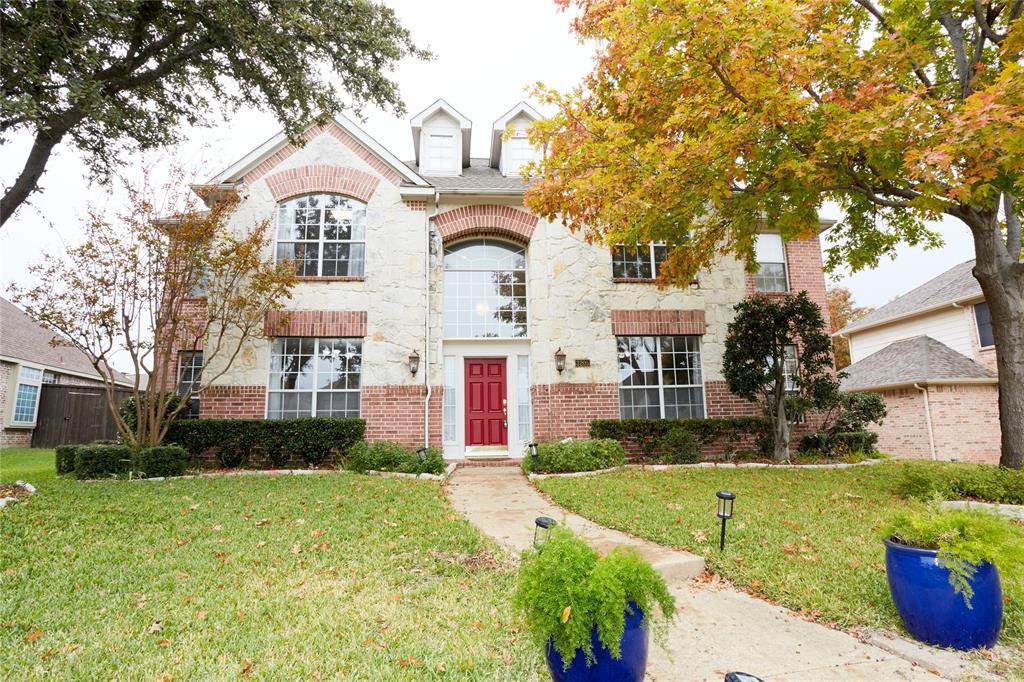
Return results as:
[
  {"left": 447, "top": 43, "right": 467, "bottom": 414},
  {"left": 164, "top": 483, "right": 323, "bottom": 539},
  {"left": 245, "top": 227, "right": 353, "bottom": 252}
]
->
[
  {"left": 424, "top": 191, "right": 439, "bottom": 449},
  {"left": 914, "top": 383, "right": 937, "bottom": 461}
]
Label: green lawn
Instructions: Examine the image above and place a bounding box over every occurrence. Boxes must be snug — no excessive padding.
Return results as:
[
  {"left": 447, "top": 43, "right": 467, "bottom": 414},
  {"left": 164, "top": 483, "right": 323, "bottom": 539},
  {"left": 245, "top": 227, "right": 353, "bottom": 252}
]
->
[
  {"left": 1, "top": 449, "right": 543, "bottom": 680},
  {"left": 536, "top": 462, "right": 1024, "bottom": 649}
]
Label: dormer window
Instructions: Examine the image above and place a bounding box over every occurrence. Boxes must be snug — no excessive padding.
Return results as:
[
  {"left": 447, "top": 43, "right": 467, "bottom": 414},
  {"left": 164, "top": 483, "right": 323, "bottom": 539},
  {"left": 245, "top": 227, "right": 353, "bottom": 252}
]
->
[
  {"left": 427, "top": 133, "right": 457, "bottom": 173},
  {"left": 410, "top": 99, "right": 472, "bottom": 177},
  {"left": 502, "top": 132, "right": 537, "bottom": 177},
  {"left": 490, "top": 102, "right": 542, "bottom": 177}
]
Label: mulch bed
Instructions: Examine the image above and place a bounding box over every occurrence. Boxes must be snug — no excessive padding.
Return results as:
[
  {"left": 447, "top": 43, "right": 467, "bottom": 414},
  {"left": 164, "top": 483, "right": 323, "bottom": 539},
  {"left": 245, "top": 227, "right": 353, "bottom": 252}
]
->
[{"left": 0, "top": 482, "right": 32, "bottom": 499}]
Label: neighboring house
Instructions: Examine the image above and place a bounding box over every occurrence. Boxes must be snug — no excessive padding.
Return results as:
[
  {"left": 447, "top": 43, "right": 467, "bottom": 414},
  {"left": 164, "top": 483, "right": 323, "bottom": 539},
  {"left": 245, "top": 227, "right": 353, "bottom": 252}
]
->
[
  {"left": 0, "top": 297, "right": 132, "bottom": 447},
  {"left": 177, "top": 98, "right": 833, "bottom": 460},
  {"left": 837, "top": 260, "right": 1000, "bottom": 463}
]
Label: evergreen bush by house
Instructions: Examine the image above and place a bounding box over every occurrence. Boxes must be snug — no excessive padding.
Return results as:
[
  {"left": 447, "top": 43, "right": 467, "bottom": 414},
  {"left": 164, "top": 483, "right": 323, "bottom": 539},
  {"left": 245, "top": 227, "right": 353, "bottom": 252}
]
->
[
  {"left": 74, "top": 443, "right": 133, "bottom": 479},
  {"left": 521, "top": 439, "right": 627, "bottom": 474},
  {"left": 590, "top": 417, "right": 769, "bottom": 461},
  {"left": 515, "top": 526, "right": 675, "bottom": 668},
  {"left": 134, "top": 446, "right": 189, "bottom": 478},
  {"left": 55, "top": 445, "right": 78, "bottom": 475},
  {"left": 345, "top": 441, "right": 445, "bottom": 475},
  {"left": 659, "top": 427, "right": 699, "bottom": 464}
]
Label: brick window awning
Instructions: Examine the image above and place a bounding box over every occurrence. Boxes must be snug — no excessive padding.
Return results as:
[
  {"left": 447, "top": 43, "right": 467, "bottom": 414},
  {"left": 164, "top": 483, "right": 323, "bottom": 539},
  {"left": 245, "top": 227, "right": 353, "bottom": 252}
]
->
[
  {"left": 434, "top": 204, "right": 538, "bottom": 245},
  {"left": 265, "top": 164, "right": 381, "bottom": 202},
  {"left": 264, "top": 310, "right": 367, "bottom": 337},
  {"left": 611, "top": 309, "right": 706, "bottom": 336}
]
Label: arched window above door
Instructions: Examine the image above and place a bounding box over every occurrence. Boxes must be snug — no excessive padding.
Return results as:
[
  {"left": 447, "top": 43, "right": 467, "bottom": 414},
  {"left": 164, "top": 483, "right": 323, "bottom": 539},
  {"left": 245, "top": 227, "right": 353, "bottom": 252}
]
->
[{"left": 443, "top": 239, "right": 527, "bottom": 338}]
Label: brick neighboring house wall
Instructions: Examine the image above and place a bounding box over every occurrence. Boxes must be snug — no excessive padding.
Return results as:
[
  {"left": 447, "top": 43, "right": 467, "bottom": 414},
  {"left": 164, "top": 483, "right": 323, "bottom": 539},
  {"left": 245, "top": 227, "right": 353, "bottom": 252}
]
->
[
  {"left": 362, "top": 385, "right": 443, "bottom": 447},
  {"left": 531, "top": 383, "right": 620, "bottom": 442}
]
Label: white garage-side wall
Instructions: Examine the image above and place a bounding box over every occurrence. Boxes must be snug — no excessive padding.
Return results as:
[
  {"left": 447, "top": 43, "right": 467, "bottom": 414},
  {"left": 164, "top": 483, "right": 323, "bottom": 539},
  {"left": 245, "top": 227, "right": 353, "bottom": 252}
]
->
[{"left": 848, "top": 306, "right": 974, "bottom": 363}]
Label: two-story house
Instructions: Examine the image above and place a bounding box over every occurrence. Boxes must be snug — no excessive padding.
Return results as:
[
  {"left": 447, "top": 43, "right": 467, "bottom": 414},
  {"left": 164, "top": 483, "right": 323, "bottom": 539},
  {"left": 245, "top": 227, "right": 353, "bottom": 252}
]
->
[
  {"left": 837, "top": 260, "right": 1000, "bottom": 464},
  {"left": 180, "top": 99, "right": 832, "bottom": 461}
]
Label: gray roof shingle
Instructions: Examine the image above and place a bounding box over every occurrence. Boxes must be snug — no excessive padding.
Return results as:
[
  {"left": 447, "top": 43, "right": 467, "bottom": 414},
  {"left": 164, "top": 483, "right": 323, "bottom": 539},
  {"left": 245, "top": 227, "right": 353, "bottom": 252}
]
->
[
  {"left": 402, "top": 158, "right": 533, "bottom": 192},
  {"left": 841, "top": 260, "right": 981, "bottom": 333},
  {"left": 0, "top": 297, "right": 102, "bottom": 377},
  {"left": 842, "top": 335, "right": 995, "bottom": 390}
]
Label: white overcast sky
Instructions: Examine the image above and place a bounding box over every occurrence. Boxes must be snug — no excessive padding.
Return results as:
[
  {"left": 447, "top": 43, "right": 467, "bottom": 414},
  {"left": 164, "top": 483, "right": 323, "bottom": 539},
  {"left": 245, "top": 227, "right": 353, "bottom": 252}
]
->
[{"left": 1, "top": 0, "right": 976, "bottom": 314}]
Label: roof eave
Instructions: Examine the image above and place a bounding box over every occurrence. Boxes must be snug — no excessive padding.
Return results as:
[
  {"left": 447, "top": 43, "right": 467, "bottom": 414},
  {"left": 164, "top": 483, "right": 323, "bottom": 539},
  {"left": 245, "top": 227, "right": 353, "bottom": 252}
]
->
[{"left": 843, "top": 377, "right": 999, "bottom": 392}]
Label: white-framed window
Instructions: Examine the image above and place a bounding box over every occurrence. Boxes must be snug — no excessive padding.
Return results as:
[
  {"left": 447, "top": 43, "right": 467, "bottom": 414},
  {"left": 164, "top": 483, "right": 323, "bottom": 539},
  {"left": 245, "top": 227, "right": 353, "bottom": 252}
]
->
[
  {"left": 42, "top": 371, "right": 58, "bottom": 384},
  {"left": 177, "top": 351, "right": 203, "bottom": 419},
  {"left": 267, "top": 338, "right": 362, "bottom": 418},
  {"left": 754, "top": 233, "right": 788, "bottom": 292},
  {"left": 11, "top": 365, "right": 44, "bottom": 425},
  {"left": 517, "top": 355, "right": 532, "bottom": 442},
  {"left": 275, "top": 194, "right": 367, "bottom": 277},
  {"left": 427, "top": 133, "right": 457, "bottom": 173},
  {"left": 782, "top": 344, "right": 799, "bottom": 394},
  {"left": 443, "top": 356, "right": 457, "bottom": 443},
  {"left": 617, "top": 336, "right": 704, "bottom": 419},
  {"left": 504, "top": 134, "right": 536, "bottom": 177},
  {"left": 974, "top": 302, "right": 994, "bottom": 348},
  {"left": 611, "top": 242, "right": 669, "bottom": 280},
  {"left": 443, "top": 239, "right": 528, "bottom": 338}
]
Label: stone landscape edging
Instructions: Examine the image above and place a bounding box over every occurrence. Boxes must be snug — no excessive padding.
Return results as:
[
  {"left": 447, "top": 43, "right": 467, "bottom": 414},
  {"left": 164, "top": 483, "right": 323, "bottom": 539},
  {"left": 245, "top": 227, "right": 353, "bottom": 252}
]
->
[
  {"left": 527, "top": 457, "right": 886, "bottom": 480},
  {"left": 0, "top": 480, "right": 37, "bottom": 508},
  {"left": 78, "top": 462, "right": 458, "bottom": 483},
  {"left": 941, "top": 499, "right": 1024, "bottom": 520}
]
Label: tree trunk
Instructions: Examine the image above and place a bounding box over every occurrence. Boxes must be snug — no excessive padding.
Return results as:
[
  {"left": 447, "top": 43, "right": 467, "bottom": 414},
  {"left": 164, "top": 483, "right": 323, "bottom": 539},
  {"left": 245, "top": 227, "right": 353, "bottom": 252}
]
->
[
  {"left": 1, "top": 127, "right": 65, "bottom": 226},
  {"left": 774, "top": 389, "right": 791, "bottom": 462},
  {"left": 968, "top": 213, "right": 1024, "bottom": 469}
]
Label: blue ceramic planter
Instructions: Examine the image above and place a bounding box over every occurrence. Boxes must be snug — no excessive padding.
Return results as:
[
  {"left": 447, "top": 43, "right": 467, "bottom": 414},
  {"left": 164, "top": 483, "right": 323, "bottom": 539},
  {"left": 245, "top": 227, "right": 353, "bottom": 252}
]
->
[
  {"left": 884, "top": 538, "right": 1002, "bottom": 650},
  {"left": 545, "top": 601, "right": 649, "bottom": 682}
]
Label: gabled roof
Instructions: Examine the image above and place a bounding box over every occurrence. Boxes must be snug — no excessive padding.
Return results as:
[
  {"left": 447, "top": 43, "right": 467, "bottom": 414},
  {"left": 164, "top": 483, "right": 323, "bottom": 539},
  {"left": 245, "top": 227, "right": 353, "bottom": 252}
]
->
[
  {"left": 402, "top": 158, "right": 532, "bottom": 193},
  {"left": 409, "top": 98, "right": 472, "bottom": 167},
  {"left": 206, "top": 112, "right": 429, "bottom": 187},
  {"left": 839, "top": 260, "right": 982, "bottom": 335},
  {"left": 842, "top": 335, "right": 996, "bottom": 391},
  {"left": 489, "top": 101, "right": 542, "bottom": 169},
  {"left": 0, "top": 297, "right": 131, "bottom": 385}
]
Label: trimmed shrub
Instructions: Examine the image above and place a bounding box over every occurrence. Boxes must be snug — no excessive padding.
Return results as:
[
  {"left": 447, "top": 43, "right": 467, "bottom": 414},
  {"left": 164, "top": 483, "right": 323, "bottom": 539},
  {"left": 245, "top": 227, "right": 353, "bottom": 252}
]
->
[
  {"left": 522, "top": 439, "right": 626, "bottom": 474},
  {"left": 55, "top": 445, "right": 78, "bottom": 475},
  {"left": 165, "top": 417, "right": 365, "bottom": 468},
  {"left": 800, "top": 430, "right": 879, "bottom": 456},
  {"left": 135, "top": 446, "right": 189, "bottom": 478},
  {"left": 590, "top": 417, "right": 769, "bottom": 461},
  {"left": 896, "top": 462, "right": 1024, "bottom": 505},
  {"left": 74, "top": 443, "right": 132, "bottom": 479},
  {"left": 345, "top": 441, "right": 445, "bottom": 475},
  {"left": 659, "top": 427, "right": 699, "bottom": 464}
]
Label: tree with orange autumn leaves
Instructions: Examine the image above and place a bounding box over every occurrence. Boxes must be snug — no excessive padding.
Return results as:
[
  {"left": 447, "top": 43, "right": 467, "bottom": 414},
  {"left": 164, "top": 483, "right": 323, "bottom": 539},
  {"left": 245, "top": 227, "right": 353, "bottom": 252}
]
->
[{"left": 526, "top": 0, "right": 1023, "bottom": 468}]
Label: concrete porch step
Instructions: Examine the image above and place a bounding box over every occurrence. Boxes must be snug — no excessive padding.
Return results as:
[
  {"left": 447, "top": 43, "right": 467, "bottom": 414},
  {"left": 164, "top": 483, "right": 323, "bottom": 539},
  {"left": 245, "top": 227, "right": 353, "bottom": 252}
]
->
[{"left": 458, "top": 458, "right": 520, "bottom": 468}]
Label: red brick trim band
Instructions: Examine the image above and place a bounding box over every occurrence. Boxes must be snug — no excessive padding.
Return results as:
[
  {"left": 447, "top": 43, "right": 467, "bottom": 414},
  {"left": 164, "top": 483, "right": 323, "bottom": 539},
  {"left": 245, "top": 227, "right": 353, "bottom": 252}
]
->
[
  {"left": 200, "top": 385, "right": 266, "bottom": 419},
  {"left": 362, "top": 384, "right": 443, "bottom": 447},
  {"left": 610, "top": 309, "right": 706, "bottom": 336},
  {"left": 244, "top": 121, "right": 404, "bottom": 186},
  {"left": 264, "top": 310, "right": 367, "bottom": 337},
  {"left": 434, "top": 204, "right": 538, "bottom": 245},
  {"left": 265, "top": 164, "right": 380, "bottom": 203}
]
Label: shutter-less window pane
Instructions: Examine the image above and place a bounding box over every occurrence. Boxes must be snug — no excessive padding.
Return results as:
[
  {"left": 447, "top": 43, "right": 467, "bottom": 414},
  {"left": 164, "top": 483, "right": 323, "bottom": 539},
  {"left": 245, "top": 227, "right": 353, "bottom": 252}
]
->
[
  {"left": 617, "top": 335, "right": 704, "bottom": 419},
  {"left": 275, "top": 194, "right": 367, "bottom": 277},
  {"left": 177, "top": 351, "right": 203, "bottom": 419},
  {"left": 268, "top": 338, "right": 361, "bottom": 418},
  {"left": 612, "top": 242, "right": 669, "bottom": 279},
  {"left": 975, "top": 302, "right": 995, "bottom": 348},
  {"left": 517, "top": 355, "right": 532, "bottom": 442},
  {"left": 754, "top": 234, "right": 788, "bottom": 292}
]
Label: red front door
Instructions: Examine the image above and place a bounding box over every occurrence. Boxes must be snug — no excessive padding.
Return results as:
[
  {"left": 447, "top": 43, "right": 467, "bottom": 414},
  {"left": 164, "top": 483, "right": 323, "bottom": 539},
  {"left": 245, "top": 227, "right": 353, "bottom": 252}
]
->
[{"left": 465, "top": 358, "right": 507, "bottom": 446}]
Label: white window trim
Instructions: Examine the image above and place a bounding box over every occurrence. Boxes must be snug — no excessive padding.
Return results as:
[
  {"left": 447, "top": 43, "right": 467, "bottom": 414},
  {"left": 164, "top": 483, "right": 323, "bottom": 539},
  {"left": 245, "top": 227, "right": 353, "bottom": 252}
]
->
[
  {"left": 612, "top": 242, "right": 668, "bottom": 280},
  {"left": 754, "top": 233, "right": 790, "bottom": 293},
  {"left": 9, "top": 363, "right": 44, "bottom": 427},
  {"left": 617, "top": 335, "right": 706, "bottom": 419},
  {"left": 442, "top": 239, "right": 530, "bottom": 340},
  {"left": 274, "top": 194, "right": 367, "bottom": 278},
  {"left": 264, "top": 337, "right": 363, "bottom": 419}
]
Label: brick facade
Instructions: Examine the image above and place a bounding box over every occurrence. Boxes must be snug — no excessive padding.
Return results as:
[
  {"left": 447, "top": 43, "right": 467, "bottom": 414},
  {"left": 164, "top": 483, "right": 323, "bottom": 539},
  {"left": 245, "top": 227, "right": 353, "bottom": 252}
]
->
[
  {"left": 745, "top": 235, "right": 832, "bottom": 330},
  {"left": 611, "top": 309, "right": 706, "bottom": 336},
  {"left": 530, "top": 383, "right": 620, "bottom": 442},
  {"left": 361, "top": 385, "right": 443, "bottom": 447},
  {"left": 0, "top": 362, "right": 32, "bottom": 448},
  {"left": 434, "top": 204, "right": 538, "bottom": 245},
  {"left": 200, "top": 385, "right": 267, "bottom": 419},
  {"left": 263, "top": 310, "right": 367, "bottom": 338},
  {"left": 265, "top": 164, "right": 380, "bottom": 203}
]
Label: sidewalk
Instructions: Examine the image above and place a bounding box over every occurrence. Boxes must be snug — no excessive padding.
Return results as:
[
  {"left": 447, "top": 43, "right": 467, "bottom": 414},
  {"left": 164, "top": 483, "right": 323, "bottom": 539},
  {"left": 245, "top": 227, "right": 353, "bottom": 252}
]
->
[{"left": 446, "top": 466, "right": 944, "bottom": 682}]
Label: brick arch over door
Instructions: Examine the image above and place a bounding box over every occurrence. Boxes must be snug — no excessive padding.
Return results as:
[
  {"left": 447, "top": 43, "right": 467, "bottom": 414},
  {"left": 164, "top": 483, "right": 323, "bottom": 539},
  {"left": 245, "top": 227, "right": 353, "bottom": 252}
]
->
[
  {"left": 434, "top": 205, "right": 538, "bottom": 245},
  {"left": 264, "top": 164, "right": 380, "bottom": 203}
]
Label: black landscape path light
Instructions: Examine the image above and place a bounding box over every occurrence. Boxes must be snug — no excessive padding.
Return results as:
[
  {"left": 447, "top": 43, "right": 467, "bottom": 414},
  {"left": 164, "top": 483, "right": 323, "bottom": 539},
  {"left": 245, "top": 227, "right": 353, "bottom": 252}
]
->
[
  {"left": 716, "top": 491, "right": 736, "bottom": 551},
  {"left": 534, "top": 516, "right": 556, "bottom": 548},
  {"left": 416, "top": 447, "right": 428, "bottom": 462},
  {"left": 528, "top": 442, "right": 538, "bottom": 459}
]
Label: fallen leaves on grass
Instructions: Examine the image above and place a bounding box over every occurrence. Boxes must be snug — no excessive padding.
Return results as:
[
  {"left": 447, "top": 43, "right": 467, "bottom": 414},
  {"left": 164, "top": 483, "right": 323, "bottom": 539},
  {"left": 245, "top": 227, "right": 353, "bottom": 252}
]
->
[{"left": 25, "top": 628, "right": 43, "bottom": 643}]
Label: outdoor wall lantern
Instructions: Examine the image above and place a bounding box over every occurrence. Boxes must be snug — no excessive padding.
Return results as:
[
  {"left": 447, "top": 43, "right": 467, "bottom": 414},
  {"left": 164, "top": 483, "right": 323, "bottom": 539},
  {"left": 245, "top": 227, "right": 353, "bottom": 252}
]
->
[
  {"left": 716, "top": 491, "right": 736, "bottom": 551},
  {"left": 408, "top": 350, "right": 420, "bottom": 376},
  {"left": 554, "top": 348, "right": 566, "bottom": 374},
  {"left": 534, "top": 516, "right": 556, "bottom": 548},
  {"left": 416, "top": 447, "right": 429, "bottom": 462}
]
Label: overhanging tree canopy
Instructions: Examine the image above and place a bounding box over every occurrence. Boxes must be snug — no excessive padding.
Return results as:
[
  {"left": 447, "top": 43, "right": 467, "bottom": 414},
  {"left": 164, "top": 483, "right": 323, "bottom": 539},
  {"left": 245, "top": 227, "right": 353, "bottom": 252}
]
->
[
  {"left": 526, "top": 0, "right": 1024, "bottom": 468},
  {"left": 0, "top": 0, "right": 430, "bottom": 225}
]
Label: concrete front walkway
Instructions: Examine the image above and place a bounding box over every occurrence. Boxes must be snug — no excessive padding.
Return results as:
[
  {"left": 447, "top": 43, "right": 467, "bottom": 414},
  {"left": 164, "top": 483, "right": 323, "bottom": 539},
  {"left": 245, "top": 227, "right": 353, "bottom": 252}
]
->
[{"left": 446, "top": 466, "right": 943, "bottom": 682}]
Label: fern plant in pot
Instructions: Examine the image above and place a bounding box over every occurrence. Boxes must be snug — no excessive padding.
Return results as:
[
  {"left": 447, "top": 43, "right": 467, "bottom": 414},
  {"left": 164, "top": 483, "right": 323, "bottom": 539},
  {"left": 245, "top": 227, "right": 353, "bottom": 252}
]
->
[
  {"left": 882, "top": 503, "right": 1024, "bottom": 650},
  {"left": 515, "top": 527, "right": 675, "bottom": 682}
]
